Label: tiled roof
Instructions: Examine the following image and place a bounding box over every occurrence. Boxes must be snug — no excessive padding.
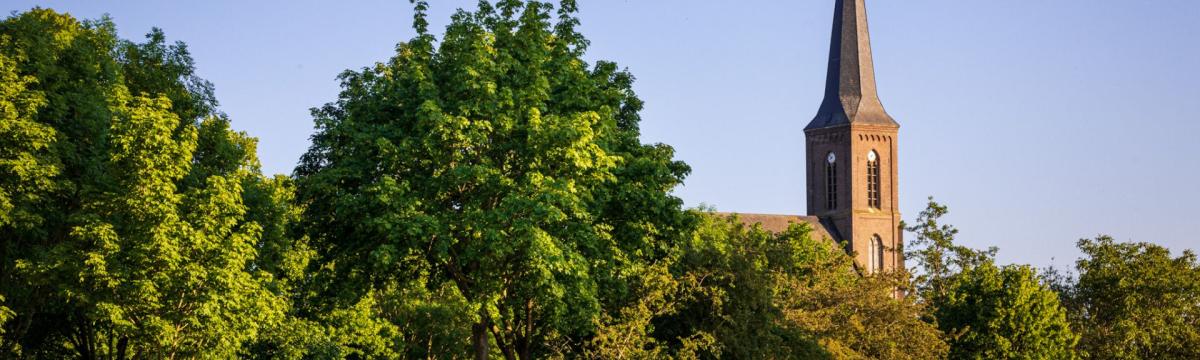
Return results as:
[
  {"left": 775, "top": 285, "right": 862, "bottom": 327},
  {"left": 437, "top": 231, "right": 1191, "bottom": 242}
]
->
[{"left": 715, "top": 212, "right": 838, "bottom": 244}]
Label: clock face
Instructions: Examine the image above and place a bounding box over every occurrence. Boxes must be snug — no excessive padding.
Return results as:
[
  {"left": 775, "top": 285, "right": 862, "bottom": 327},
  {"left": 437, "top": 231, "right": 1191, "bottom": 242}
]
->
[
  {"left": 827, "top": 152, "right": 836, "bottom": 164},
  {"left": 867, "top": 151, "right": 877, "bottom": 162}
]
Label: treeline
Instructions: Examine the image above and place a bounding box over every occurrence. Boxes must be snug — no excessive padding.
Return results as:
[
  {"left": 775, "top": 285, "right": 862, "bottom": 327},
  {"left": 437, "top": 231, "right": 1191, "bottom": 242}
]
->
[{"left": 0, "top": 2, "right": 1197, "bottom": 359}]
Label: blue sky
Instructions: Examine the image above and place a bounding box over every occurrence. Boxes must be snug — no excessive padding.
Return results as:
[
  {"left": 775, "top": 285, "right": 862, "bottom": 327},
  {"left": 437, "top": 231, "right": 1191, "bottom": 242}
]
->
[{"left": 8, "top": 1, "right": 1199, "bottom": 268}]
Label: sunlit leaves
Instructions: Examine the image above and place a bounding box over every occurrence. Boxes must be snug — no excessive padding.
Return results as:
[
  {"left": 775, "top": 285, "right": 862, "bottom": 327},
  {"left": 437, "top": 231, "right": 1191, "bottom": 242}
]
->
[
  {"left": 1069, "top": 236, "right": 1200, "bottom": 359},
  {"left": 0, "top": 9, "right": 304, "bottom": 358},
  {"left": 936, "top": 264, "right": 1079, "bottom": 359},
  {"left": 0, "top": 46, "right": 55, "bottom": 231},
  {"left": 295, "top": 1, "right": 689, "bottom": 357}
]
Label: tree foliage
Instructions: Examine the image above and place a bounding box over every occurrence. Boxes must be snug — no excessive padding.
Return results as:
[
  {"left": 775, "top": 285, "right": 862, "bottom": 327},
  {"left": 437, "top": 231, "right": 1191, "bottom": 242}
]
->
[
  {"left": 0, "top": 9, "right": 308, "bottom": 358},
  {"left": 908, "top": 199, "right": 1078, "bottom": 359},
  {"left": 292, "top": 0, "right": 690, "bottom": 358},
  {"left": 650, "top": 212, "right": 947, "bottom": 359},
  {"left": 1065, "top": 236, "right": 1200, "bottom": 359},
  {"left": 0, "top": 37, "right": 54, "bottom": 233},
  {"left": 3, "top": 3, "right": 1199, "bottom": 360},
  {"left": 936, "top": 263, "right": 1078, "bottom": 359},
  {"left": 904, "top": 197, "right": 996, "bottom": 303}
]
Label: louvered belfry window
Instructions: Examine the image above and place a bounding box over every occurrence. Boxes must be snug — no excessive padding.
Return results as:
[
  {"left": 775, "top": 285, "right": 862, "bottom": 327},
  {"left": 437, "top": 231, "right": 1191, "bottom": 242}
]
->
[
  {"left": 825, "top": 152, "right": 837, "bottom": 210},
  {"left": 867, "top": 150, "right": 881, "bottom": 209}
]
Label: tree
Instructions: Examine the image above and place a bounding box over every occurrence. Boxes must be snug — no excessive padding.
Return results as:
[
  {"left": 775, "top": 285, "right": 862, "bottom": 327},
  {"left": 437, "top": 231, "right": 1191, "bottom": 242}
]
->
[
  {"left": 906, "top": 198, "right": 1077, "bottom": 359},
  {"left": 780, "top": 269, "right": 949, "bottom": 360},
  {"left": 0, "top": 9, "right": 307, "bottom": 358},
  {"left": 935, "top": 263, "right": 1079, "bottom": 359},
  {"left": 293, "top": 1, "right": 690, "bottom": 358},
  {"left": 657, "top": 212, "right": 825, "bottom": 359},
  {"left": 654, "top": 211, "right": 948, "bottom": 359},
  {"left": 904, "top": 197, "right": 996, "bottom": 303},
  {"left": 582, "top": 259, "right": 712, "bottom": 359},
  {"left": 1069, "top": 236, "right": 1200, "bottom": 359}
]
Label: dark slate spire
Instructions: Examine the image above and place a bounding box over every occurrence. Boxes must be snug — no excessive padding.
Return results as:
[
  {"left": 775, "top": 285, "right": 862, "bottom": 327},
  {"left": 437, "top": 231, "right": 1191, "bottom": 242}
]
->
[{"left": 807, "top": 0, "right": 898, "bottom": 130}]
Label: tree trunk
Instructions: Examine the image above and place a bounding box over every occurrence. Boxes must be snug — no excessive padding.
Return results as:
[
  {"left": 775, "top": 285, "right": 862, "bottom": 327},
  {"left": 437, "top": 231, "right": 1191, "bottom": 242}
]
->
[
  {"left": 116, "top": 337, "right": 129, "bottom": 360},
  {"left": 472, "top": 321, "right": 489, "bottom": 360}
]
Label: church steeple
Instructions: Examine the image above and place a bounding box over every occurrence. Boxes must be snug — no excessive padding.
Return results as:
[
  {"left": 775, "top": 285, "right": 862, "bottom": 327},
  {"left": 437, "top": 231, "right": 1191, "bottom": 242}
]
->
[
  {"left": 805, "top": 0, "right": 902, "bottom": 275},
  {"left": 807, "top": 0, "right": 898, "bottom": 130}
]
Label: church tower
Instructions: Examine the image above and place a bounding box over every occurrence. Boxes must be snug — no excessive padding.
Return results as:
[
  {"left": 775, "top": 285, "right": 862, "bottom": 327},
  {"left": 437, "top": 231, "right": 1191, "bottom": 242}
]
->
[{"left": 806, "top": 0, "right": 901, "bottom": 273}]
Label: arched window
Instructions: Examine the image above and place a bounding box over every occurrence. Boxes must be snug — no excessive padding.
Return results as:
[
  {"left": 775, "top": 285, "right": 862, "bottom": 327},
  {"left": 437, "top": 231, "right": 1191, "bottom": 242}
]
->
[
  {"left": 825, "top": 152, "right": 837, "bottom": 210},
  {"left": 867, "top": 150, "right": 881, "bottom": 209},
  {"left": 870, "top": 235, "right": 885, "bottom": 273}
]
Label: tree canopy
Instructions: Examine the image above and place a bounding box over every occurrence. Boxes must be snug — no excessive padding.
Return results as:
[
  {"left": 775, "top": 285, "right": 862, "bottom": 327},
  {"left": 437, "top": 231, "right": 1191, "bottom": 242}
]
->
[
  {"left": 936, "top": 263, "right": 1078, "bottom": 359},
  {"left": 1, "top": 3, "right": 1198, "bottom": 360},
  {"left": 908, "top": 199, "right": 1078, "bottom": 359},
  {"left": 1063, "top": 236, "right": 1200, "bottom": 359},
  {"left": 0, "top": 9, "right": 308, "bottom": 358},
  {"left": 677, "top": 212, "right": 948, "bottom": 359},
  {"left": 293, "top": 0, "right": 690, "bottom": 358}
]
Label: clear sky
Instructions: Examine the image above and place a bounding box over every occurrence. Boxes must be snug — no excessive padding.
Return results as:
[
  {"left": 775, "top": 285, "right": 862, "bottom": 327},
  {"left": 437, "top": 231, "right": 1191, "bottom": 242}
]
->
[{"left": 8, "top": 1, "right": 1199, "bottom": 268}]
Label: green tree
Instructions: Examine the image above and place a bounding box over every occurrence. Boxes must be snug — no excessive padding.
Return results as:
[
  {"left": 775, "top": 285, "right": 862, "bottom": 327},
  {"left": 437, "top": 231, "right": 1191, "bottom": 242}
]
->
[
  {"left": 781, "top": 268, "right": 949, "bottom": 360},
  {"left": 293, "top": 1, "right": 690, "bottom": 358},
  {"left": 581, "top": 259, "right": 711, "bottom": 359},
  {"left": 657, "top": 212, "right": 824, "bottom": 359},
  {"left": 904, "top": 197, "right": 996, "bottom": 303},
  {"left": 0, "top": 9, "right": 307, "bottom": 358},
  {"left": 1069, "top": 236, "right": 1200, "bottom": 359},
  {"left": 655, "top": 212, "right": 947, "bottom": 359},
  {"left": 906, "top": 198, "right": 1078, "bottom": 359},
  {"left": 936, "top": 263, "right": 1079, "bottom": 359}
]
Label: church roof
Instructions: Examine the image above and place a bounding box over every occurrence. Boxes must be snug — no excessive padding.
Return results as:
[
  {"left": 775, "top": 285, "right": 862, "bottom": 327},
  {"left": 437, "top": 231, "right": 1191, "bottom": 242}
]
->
[
  {"left": 806, "top": 0, "right": 899, "bottom": 130},
  {"left": 717, "top": 213, "right": 839, "bottom": 244}
]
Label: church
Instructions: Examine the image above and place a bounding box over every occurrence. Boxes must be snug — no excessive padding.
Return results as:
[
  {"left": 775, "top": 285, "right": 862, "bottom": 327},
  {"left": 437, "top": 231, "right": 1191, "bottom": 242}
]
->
[{"left": 729, "top": 0, "right": 901, "bottom": 274}]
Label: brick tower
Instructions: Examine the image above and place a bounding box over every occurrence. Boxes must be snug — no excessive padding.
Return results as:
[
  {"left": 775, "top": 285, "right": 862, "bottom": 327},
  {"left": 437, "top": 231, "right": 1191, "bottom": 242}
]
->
[{"left": 806, "top": 0, "right": 901, "bottom": 273}]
